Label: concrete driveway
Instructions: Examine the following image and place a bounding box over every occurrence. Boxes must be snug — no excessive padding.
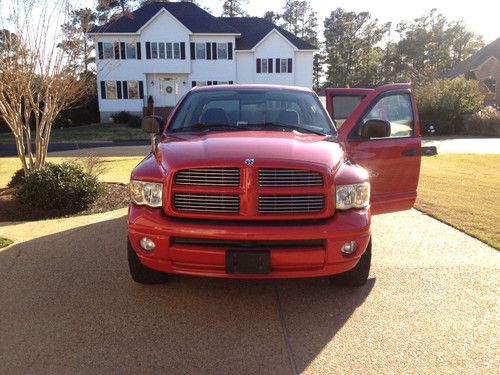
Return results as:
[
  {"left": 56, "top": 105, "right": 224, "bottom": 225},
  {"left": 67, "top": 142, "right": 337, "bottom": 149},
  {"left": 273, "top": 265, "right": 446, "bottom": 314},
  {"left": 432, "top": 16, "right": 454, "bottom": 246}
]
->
[{"left": 0, "top": 209, "right": 498, "bottom": 374}]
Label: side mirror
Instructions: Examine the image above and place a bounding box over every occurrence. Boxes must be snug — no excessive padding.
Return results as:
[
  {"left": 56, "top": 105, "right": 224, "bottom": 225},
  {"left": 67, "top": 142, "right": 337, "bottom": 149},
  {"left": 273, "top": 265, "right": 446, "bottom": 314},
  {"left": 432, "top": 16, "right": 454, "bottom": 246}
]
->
[
  {"left": 141, "top": 115, "right": 163, "bottom": 134},
  {"left": 142, "top": 115, "right": 164, "bottom": 154},
  {"left": 361, "top": 119, "right": 391, "bottom": 138}
]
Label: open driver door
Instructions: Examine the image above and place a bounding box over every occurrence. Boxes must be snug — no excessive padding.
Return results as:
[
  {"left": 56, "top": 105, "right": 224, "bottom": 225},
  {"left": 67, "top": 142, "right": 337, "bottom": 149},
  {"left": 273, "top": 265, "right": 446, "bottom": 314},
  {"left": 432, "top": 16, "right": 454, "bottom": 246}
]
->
[{"left": 332, "top": 84, "right": 422, "bottom": 215}]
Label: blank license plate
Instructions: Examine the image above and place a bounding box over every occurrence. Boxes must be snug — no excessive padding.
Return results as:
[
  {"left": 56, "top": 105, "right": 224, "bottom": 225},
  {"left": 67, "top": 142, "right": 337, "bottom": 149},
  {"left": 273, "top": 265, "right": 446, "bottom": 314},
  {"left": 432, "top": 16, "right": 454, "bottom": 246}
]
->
[{"left": 226, "top": 249, "right": 270, "bottom": 274}]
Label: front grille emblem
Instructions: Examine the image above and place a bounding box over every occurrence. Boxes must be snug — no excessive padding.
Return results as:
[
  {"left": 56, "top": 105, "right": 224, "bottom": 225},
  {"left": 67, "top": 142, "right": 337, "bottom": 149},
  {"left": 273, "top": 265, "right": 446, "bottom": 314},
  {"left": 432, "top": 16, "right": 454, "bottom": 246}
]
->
[{"left": 245, "top": 158, "right": 254, "bottom": 165}]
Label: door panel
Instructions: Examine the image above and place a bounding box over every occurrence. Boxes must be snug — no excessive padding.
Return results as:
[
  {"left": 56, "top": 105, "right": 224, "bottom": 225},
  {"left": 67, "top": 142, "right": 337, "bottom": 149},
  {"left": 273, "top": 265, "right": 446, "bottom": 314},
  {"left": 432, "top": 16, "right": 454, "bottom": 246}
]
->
[{"left": 337, "top": 84, "right": 421, "bottom": 215}]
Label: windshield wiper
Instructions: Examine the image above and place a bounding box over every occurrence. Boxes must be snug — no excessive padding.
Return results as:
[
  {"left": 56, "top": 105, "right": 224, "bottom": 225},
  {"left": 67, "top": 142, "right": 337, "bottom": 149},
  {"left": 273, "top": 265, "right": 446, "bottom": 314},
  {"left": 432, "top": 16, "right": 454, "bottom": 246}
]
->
[
  {"left": 250, "top": 122, "right": 329, "bottom": 136},
  {"left": 169, "top": 123, "right": 244, "bottom": 133}
]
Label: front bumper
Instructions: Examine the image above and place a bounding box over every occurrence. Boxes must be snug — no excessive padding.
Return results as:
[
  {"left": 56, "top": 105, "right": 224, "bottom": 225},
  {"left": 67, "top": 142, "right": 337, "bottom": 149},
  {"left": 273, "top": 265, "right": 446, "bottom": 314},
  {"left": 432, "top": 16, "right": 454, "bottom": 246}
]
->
[{"left": 128, "top": 205, "right": 371, "bottom": 279}]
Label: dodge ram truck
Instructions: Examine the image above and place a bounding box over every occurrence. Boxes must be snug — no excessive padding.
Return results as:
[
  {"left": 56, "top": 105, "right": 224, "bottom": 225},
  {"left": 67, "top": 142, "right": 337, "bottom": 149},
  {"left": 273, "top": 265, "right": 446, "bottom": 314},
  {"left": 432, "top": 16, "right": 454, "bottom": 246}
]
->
[{"left": 128, "top": 83, "right": 421, "bottom": 286}]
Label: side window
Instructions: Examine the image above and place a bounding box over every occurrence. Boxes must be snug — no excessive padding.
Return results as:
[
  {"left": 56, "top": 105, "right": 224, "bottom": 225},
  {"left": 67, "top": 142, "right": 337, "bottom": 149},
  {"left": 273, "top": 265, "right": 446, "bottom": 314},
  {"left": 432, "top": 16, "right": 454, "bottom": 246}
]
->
[
  {"left": 332, "top": 95, "right": 364, "bottom": 128},
  {"left": 362, "top": 94, "right": 414, "bottom": 137}
]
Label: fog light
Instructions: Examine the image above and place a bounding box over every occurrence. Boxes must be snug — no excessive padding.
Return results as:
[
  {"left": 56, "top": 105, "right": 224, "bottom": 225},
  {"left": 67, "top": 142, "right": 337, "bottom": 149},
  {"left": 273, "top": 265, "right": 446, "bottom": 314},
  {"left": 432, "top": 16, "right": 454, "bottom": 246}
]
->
[
  {"left": 341, "top": 241, "right": 357, "bottom": 255},
  {"left": 140, "top": 237, "right": 156, "bottom": 252}
]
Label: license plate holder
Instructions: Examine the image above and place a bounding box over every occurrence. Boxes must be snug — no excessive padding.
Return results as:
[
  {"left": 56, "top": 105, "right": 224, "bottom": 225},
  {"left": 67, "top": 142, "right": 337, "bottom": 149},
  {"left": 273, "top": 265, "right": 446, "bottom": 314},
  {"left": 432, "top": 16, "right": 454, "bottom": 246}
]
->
[{"left": 226, "top": 249, "right": 270, "bottom": 274}]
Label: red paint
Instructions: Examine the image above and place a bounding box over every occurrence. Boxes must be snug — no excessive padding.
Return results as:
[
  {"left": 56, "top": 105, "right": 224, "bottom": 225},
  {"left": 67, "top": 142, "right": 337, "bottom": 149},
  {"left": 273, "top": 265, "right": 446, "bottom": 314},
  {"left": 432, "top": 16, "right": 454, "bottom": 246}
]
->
[{"left": 128, "top": 84, "right": 421, "bottom": 279}]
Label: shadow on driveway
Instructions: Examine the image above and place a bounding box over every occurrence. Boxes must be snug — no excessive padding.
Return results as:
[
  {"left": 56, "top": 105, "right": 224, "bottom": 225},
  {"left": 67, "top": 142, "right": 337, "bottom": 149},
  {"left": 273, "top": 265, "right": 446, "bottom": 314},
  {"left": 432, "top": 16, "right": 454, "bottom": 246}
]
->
[{"left": 0, "top": 216, "right": 374, "bottom": 374}]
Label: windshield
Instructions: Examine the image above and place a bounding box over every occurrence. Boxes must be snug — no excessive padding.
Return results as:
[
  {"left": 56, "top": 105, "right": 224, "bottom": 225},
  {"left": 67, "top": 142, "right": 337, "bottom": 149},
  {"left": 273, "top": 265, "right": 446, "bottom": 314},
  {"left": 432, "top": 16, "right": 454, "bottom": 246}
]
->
[{"left": 167, "top": 88, "right": 336, "bottom": 136}]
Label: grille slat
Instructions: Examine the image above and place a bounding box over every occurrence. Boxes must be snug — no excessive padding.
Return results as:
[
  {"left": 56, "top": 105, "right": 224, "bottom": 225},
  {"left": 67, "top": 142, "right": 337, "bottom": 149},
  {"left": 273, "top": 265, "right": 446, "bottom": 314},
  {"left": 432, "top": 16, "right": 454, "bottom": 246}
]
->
[
  {"left": 259, "top": 195, "right": 325, "bottom": 213},
  {"left": 175, "top": 168, "right": 240, "bottom": 186},
  {"left": 174, "top": 193, "right": 240, "bottom": 213},
  {"left": 259, "top": 169, "right": 324, "bottom": 187}
]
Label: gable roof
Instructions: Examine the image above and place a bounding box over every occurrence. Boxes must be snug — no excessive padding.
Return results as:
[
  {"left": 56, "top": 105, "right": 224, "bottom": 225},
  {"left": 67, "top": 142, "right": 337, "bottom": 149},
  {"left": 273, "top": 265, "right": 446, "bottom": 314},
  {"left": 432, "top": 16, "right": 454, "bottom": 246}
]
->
[
  {"left": 89, "top": 2, "right": 239, "bottom": 34},
  {"left": 447, "top": 37, "right": 500, "bottom": 78},
  {"left": 220, "top": 17, "right": 317, "bottom": 51}
]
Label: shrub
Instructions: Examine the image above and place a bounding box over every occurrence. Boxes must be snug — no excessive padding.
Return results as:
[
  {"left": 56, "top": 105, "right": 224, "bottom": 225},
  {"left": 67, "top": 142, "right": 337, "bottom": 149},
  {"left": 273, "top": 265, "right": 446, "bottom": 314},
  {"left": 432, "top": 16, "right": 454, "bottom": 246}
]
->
[
  {"left": 415, "top": 77, "right": 485, "bottom": 135},
  {"left": 7, "top": 168, "right": 27, "bottom": 188},
  {"left": 466, "top": 106, "right": 500, "bottom": 136},
  {"left": 127, "top": 115, "right": 142, "bottom": 128},
  {"left": 111, "top": 111, "right": 131, "bottom": 124},
  {"left": 16, "top": 162, "right": 106, "bottom": 211}
]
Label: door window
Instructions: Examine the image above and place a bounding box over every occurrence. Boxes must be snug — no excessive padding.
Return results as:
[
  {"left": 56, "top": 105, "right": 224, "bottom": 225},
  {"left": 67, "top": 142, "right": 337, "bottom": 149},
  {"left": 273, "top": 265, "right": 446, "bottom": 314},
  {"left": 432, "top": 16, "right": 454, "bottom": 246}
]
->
[
  {"left": 362, "top": 94, "right": 414, "bottom": 137},
  {"left": 331, "top": 95, "right": 364, "bottom": 128}
]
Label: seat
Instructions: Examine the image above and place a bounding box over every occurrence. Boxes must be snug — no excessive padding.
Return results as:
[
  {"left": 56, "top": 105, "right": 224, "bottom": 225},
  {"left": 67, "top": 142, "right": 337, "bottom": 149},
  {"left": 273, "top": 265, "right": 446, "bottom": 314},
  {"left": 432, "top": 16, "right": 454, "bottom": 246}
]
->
[
  {"left": 200, "top": 108, "right": 229, "bottom": 125},
  {"left": 277, "top": 110, "right": 299, "bottom": 125}
]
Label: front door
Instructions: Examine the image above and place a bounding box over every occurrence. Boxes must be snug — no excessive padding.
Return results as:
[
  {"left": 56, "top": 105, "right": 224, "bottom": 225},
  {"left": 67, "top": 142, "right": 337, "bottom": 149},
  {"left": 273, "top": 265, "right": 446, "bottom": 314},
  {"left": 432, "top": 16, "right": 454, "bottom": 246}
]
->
[
  {"left": 336, "top": 84, "right": 421, "bottom": 215},
  {"left": 147, "top": 74, "right": 182, "bottom": 108}
]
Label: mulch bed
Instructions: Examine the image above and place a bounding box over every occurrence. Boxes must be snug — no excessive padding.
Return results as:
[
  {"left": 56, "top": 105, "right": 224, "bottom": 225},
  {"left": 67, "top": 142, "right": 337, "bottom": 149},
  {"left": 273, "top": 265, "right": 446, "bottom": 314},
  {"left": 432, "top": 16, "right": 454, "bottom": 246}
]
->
[{"left": 0, "top": 183, "right": 129, "bottom": 222}]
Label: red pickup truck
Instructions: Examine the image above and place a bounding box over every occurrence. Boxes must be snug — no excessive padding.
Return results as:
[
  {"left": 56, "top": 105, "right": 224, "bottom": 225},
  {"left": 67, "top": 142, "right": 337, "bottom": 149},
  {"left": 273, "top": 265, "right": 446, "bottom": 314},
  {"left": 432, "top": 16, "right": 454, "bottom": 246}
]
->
[{"left": 128, "top": 84, "right": 421, "bottom": 286}]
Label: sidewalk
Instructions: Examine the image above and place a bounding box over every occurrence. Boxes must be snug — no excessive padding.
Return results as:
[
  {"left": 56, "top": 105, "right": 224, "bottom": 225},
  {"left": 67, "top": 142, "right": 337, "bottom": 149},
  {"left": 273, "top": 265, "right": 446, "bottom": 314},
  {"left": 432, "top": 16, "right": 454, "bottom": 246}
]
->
[{"left": 422, "top": 137, "right": 500, "bottom": 154}]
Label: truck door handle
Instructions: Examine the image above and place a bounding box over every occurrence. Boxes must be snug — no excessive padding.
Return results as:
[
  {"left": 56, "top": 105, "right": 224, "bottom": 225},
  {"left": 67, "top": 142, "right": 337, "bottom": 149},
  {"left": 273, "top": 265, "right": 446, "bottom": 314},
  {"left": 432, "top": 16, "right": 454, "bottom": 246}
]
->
[{"left": 401, "top": 148, "right": 418, "bottom": 156}]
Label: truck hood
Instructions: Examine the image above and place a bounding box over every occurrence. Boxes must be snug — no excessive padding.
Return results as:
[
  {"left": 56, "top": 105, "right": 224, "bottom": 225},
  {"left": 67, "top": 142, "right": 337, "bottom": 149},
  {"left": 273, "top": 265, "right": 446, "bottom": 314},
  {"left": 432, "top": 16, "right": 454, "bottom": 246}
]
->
[{"left": 157, "top": 131, "right": 344, "bottom": 173}]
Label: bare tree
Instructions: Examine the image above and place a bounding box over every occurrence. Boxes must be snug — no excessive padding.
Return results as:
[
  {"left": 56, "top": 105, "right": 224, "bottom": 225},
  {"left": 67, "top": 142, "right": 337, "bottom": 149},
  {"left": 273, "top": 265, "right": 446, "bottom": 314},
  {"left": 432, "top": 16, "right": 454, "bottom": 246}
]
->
[{"left": 0, "top": 0, "right": 90, "bottom": 174}]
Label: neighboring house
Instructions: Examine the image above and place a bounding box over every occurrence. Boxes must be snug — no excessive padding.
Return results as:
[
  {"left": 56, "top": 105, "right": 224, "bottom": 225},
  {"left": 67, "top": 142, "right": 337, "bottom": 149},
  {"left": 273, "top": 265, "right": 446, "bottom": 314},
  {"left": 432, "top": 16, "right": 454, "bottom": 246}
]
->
[
  {"left": 447, "top": 37, "right": 500, "bottom": 107},
  {"left": 89, "top": 2, "right": 317, "bottom": 122}
]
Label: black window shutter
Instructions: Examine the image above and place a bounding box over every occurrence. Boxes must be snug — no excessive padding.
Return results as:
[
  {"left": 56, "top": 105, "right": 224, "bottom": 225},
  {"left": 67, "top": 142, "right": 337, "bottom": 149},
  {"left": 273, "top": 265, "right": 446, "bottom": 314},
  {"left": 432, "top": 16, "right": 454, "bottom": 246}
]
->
[
  {"left": 229, "top": 81, "right": 233, "bottom": 84},
  {"left": 139, "top": 81, "right": 144, "bottom": 99},
  {"left": 256, "top": 58, "right": 261, "bottom": 73},
  {"left": 212, "top": 43, "right": 217, "bottom": 60},
  {"left": 122, "top": 81, "right": 128, "bottom": 99},
  {"left": 120, "top": 42, "right": 126, "bottom": 59},
  {"left": 190, "top": 43, "right": 195, "bottom": 59},
  {"left": 145, "top": 42, "right": 151, "bottom": 59},
  {"left": 100, "top": 81, "right": 106, "bottom": 99},
  {"left": 276, "top": 58, "right": 281, "bottom": 73},
  {"left": 206, "top": 42, "right": 211, "bottom": 60},
  {"left": 213, "top": 81, "right": 218, "bottom": 85},
  {"left": 207, "top": 81, "right": 212, "bottom": 86},
  {"left": 192, "top": 81, "right": 196, "bottom": 87},
  {"left": 114, "top": 43, "right": 120, "bottom": 59},
  {"left": 288, "top": 58, "right": 292, "bottom": 73},
  {"left": 116, "top": 81, "right": 122, "bottom": 99},
  {"left": 180, "top": 42, "right": 185, "bottom": 59},
  {"left": 268, "top": 58, "right": 273, "bottom": 73},
  {"left": 136, "top": 42, "right": 141, "bottom": 59},
  {"left": 98, "top": 42, "right": 103, "bottom": 59},
  {"left": 228, "top": 42, "right": 233, "bottom": 60}
]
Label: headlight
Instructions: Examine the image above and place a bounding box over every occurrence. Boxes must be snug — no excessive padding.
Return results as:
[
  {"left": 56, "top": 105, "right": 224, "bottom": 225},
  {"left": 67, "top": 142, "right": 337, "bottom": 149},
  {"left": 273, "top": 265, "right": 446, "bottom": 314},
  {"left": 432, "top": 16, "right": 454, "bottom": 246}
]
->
[
  {"left": 336, "top": 182, "right": 370, "bottom": 210},
  {"left": 130, "top": 180, "right": 163, "bottom": 207}
]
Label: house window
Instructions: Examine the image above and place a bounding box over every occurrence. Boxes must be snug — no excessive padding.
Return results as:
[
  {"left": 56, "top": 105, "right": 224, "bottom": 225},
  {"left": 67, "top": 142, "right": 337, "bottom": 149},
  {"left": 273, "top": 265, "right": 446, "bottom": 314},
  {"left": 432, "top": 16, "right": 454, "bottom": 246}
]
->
[
  {"left": 105, "top": 81, "right": 117, "bottom": 99},
  {"left": 128, "top": 81, "right": 139, "bottom": 99},
  {"left": 166, "top": 43, "right": 173, "bottom": 59},
  {"left": 151, "top": 42, "right": 158, "bottom": 59},
  {"left": 261, "top": 58, "right": 269, "bottom": 73},
  {"left": 126, "top": 43, "right": 136, "bottom": 59},
  {"left": 217, "top": 43, "right": 228, "bottom": 59},
  {"left": 159, "top": 43, "right": 165, "bottom": 59},
  {"left": 173, "top": 42, "right": 180, "bottom": 59},
  {"left": 103, "top": 42, "right": 114, "bottom": 59},
  {"left": 280, "top": 59, "right": 288, "bottom": 73},
  {"left": 195, "top": 43, "right": 206, "bottom": 59},
  {"left": 483, "top": 77, "right": 496, "bottom": 94}
]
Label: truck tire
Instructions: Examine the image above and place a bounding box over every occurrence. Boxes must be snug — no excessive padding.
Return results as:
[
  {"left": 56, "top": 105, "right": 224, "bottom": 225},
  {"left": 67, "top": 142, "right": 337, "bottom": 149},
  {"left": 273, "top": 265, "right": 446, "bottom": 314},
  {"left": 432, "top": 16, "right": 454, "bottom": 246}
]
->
[
  {"left": 329, "top": 239, "right": 371, "bottom": 287},
  {"left": 128, "top": 239, "right": 171, "bottom": 284}
]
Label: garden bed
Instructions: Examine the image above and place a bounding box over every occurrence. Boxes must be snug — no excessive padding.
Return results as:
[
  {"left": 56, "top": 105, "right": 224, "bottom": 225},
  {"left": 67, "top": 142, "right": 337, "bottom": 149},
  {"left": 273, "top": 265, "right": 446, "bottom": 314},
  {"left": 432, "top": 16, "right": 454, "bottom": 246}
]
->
[{"left": 0, "top": 182, "right": 129, "bottom": 222}]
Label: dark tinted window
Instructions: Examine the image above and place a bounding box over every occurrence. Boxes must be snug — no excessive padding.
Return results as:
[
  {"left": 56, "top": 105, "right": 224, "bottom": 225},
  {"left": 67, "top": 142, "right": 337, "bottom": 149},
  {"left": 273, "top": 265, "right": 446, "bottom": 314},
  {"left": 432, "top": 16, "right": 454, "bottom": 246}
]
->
[{"left": 331, "top": 95, "right": 364, "bottom": 128}]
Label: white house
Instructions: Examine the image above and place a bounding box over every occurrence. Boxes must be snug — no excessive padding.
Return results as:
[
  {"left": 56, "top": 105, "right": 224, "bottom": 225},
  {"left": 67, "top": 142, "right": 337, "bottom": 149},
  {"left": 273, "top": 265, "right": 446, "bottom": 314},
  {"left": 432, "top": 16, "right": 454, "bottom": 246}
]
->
[{"left": 89, "top": 1, "right": 317, "bottom": 122}]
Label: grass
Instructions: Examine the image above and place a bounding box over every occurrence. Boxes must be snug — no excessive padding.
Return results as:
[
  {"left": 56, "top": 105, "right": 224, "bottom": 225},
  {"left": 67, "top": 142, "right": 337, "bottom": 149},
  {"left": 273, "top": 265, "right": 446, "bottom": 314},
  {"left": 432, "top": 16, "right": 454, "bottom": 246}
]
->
[
  {"left": 0, "top": 237, "right": 13, "bottom": 248},
  {"left": 415, "top": 154, "right": 500, "bottom": 250},
  {"left": 0, "top": 123, "right": 148, "bottom": 143},
  {"left": 0, "top": 156, "right": 144, "bottom": 188}
]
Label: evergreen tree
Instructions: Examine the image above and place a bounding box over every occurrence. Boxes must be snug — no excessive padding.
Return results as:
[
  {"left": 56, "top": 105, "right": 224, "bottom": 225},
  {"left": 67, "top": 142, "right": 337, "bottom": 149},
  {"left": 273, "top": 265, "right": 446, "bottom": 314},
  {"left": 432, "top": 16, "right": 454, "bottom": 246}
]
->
[{"left": 221, "top": 0, "right": 248, "bottom": 17}]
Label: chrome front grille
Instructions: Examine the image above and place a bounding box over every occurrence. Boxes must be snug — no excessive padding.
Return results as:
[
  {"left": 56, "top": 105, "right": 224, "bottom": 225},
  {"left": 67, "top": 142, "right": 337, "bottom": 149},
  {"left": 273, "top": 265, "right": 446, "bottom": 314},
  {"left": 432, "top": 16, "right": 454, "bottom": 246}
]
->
[
  {"left": 259, "top": 169, "right": 323, "bottom": 187},
  {"left": 174, "top": 193, "right": 240, "bottom": 213},
  {"left": 175, "top": 168, "right": 240, "bottom": 186},
  {"left": 259, "top": 195, "right": 325, "bottom": 213}
]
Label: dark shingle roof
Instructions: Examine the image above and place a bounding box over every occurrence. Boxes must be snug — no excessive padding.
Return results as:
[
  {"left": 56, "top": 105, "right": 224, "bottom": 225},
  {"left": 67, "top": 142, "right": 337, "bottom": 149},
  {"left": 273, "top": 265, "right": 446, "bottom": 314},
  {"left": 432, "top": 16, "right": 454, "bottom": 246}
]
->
[
  {"left": 90, "top": 2, "right": 239, "bottom": 34},
  {"left": 220, "top": 17, "right": 317, "bottom": 50},
  {"left": 447, "top": 37, "right": 500, "bottom": 78}
]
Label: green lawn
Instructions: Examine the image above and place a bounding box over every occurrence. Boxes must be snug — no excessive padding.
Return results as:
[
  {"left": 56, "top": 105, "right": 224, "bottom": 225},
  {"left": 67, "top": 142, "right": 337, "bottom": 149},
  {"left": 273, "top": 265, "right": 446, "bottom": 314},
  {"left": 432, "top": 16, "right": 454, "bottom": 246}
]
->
[
  {"left": 0, "top": 237, "right": 13, "bottom": 248},
  {"left": 0, "top": 123, "right": 148, "bottom": 143},
  {"left": 415, "top": 154, "right": 500, "bottom": 250},
  {"left": 0, "top": 157, "right": 143, "bottom": 188}
]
